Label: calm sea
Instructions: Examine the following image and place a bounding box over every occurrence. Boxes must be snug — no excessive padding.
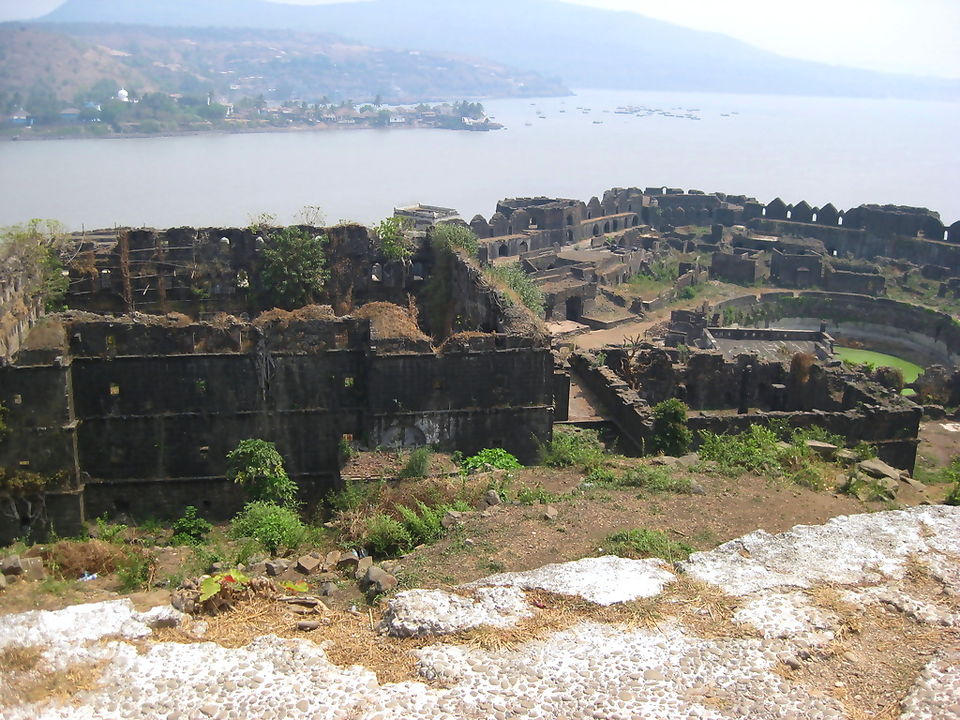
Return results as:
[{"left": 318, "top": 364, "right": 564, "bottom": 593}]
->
[{"left": 1, "top": 89, "right": 958, "bottom": 231}]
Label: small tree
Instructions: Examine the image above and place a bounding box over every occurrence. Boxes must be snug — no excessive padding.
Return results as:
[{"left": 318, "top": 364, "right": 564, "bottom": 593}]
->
[
  {"left": 226, "top": 439, "right": 298, "bottom": 507},
  {"left": 374, "top": 216, "right": 413, "bottom": 261},
  {"left": 2, "top": 219, "right": 70, "bottom": 311},
  {"left": 650, "top": 398, "right": 692, "bottom": 457},
  {"left": 259, "top": 227, "right": 328, "bottom": 309}
]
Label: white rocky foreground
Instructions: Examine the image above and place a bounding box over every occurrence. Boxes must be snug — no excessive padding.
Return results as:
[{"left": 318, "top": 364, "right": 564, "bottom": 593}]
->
[{"left": 1, "top": 506, "right": 958, "bottom": 720}]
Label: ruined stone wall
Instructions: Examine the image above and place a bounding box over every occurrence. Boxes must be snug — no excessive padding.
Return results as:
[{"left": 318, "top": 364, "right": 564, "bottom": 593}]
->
[
  {"left": 0, "top": 245, "right": 46, "bottom": 362},
  {"left": 730, "top": 292, "right": 960, "bottom": 367}
]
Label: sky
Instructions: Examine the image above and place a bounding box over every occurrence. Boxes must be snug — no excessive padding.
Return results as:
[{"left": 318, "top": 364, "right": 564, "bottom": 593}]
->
[{"left": 1, "top": 0, "right": 957, "bottom": 79}]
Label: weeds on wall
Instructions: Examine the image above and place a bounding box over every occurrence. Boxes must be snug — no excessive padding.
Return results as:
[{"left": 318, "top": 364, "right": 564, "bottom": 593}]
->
[{"left": 483, "top": 263, "right": 545, "bottom": 316}]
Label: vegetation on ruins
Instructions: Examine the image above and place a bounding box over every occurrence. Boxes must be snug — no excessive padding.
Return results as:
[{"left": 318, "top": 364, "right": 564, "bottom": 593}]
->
[
  {"left": 484, "top": 262, "right": 546, "bottom": 316},
  {"left": 698, "top": 423, "right": 848, "bottom": 491},
  {"left": 1, "top": 219, "right": 70, "bottom": 311},
  {"left": 422, "top": 224, "right": 480, "bottom": 337},
  {"left": 650, "top": 399, "right": 692, "bottom": 457},
  {"left": 431, "top": 223, "right": 479, "bottom": 256},
  {"left": 373, "top": 216, "right": 414, "bottom": 262},
  {"left": 226, "top": 439, "right": 299, "bottom": 508},
  {"left": 259, "top": 227, "right": 329, "bottom": 310}
]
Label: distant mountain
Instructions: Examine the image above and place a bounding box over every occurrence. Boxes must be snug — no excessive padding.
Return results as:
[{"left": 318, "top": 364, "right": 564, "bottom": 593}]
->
[
  {"left": 38, "top": 0, "right": 960, "bottom": 100},
  {"left": 0, "top": 23, "right": 568, "bottom": 105}
]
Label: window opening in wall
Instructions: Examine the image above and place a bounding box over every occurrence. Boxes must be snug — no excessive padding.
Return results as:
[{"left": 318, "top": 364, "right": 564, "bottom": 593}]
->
[
  {"left": 838, "top": 216, "right": 843, "bottom": 226},
  {"left": 371, "top": 263, "right": 383, "bottom": 282},
  {"left": 12, "top": 394, "right": 22, "bottom": 405},
  {"left": 109, "top": 383, "right": 120, "bottom": 396},
  {"left": 566, "top": 215, "right": 573, "bottom": 226},
  {"left": 567, "top": 230, "right": 574, "bottom": 242},
  {"left": 344, "top": 376, "right": 355, "bottom": 388},
  {"left": 498, "top": 244, "right": 510, "bottom": 257}
]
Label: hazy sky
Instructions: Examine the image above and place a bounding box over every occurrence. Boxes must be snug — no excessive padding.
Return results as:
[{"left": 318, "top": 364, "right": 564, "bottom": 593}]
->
[{"left": 1, "top": 0, "right": 957, "bottom": 78}]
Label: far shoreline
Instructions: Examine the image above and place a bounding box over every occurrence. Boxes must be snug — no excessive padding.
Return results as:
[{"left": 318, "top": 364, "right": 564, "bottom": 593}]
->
[{"left": 1, "top": 119, "right": 510, "bottom": 144}]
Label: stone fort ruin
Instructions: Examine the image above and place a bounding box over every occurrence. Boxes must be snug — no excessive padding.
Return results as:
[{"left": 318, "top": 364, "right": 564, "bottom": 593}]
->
[{"left": 1, "top": 185, "right": 957, "bottom": 542}]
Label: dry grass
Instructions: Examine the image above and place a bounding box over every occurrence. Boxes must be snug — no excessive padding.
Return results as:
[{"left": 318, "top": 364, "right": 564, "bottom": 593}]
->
[
  {"left": 353, "top": 302, "right": 429, "bottom": 341},
  {"left": 0, "top": 644, "right": 105, "bottom": 709},
  {"left": 0, "top": 645, "right": 42, "bottom": 673},
  {"left": 254, "top": 304, "right": 336, "bottom": 327},
  {"left": 658, "top": 576, "right": 749, "bottom": 639},
  {"left": 45, "top": 539, "right": 125, "bottom": 578}
]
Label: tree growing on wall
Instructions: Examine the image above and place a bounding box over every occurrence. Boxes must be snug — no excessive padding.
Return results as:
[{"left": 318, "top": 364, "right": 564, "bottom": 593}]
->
[
  {"left": 374, "top": 216, "right": 414, "bottom": 261},
  {"left": 226, "top": 439, "right": 298, "bottom": 508},
  {"left": 259, "top": 227, "right": 328, "bottom": 310}
]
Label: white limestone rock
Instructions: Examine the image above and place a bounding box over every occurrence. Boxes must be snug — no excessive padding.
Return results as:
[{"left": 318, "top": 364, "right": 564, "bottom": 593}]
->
[
  {"left": 381, "top": 586, "right": 533, "bottom": 637},
  {"left": 468, "top": 555, "right": 676, "bottom": 605}
]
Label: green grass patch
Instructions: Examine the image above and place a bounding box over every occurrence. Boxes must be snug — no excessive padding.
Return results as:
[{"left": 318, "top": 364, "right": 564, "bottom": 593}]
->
[{"left": 603, "top": 528, "right": 693, "bottom": 562}]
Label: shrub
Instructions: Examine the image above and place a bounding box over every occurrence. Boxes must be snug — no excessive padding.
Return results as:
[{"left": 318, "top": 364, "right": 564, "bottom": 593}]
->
[
  {"left": 540, "top": 426, "right": 606, "bottom": 469},
  {"left": 363, "top": 514, "right": 412, "bottom": 557},
  {"left": 259, "top": 227, "right": 328, "bottom": 310},
  {"left": 399, "top": 447, "right": 432, "bottom": 479},
  {"left": 603, "top": 528, "right": 693, "bottom": 562},
  {"left": 226, "top": 439, "right": 298, "bottom": 507},
  {"left": 460, "top": 448, "right": 522, "bottom": 475},
  {"left": 650, "top": 399, "right": 692, "bottom": 457},
  {"left": 171, "top": 506, "right": 212, "bottom": 546},
  {"left": 374, "top": 216, "right": 413, "bottom": 261},
  {"left": 117, "top": 550, "right": 154, "bottom": 592},
  {"left": 229, "top": 502, "right": 306, "bottom": 555},
  {"left": 396, "top": 500, "right": 445, "bottom": 546}
]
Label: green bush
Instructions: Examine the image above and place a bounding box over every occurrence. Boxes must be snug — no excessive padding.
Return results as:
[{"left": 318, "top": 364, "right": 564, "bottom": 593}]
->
[
  {"left": 363, "top": 514, "right": 412, "bottom": 557},
  {"left": 226, "top": 439, "right": 298, "bottom": 507},
  {"left": 650, "top": 399, "right": 692, "bottom": 457},
  {"left": 399, "top": 447, "right": 433, "bottom": 479},
  {"left": 460, "top": 448, "right": 522, "bottom": 475},
  {"left": 170, "top": 506, "right": 212, "bottom": 546},
  {"left": 229, "top": 502, "right": 306, "bottom": 555},
  {"left": 117, "top": 551, "right": 153, "bottom": 592},
  {"left": 540, "top": 426, "right": 606, "bottom": 469},
  {"left": 603, "top": 528, "right": 693, "bottom": 562},
  {"left": 396, "top": 501, "right": 445, "bottom": 546}
]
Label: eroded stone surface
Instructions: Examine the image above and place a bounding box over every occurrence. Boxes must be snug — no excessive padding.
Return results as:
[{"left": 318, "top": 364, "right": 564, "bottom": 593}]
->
[
  {"left": 381, "top": 587, "right": 533, "bottom": 638},
  {"left": 898, "top": 649, "right": 960, "bottom": 720},
  {"left": 467, "top": 555, "right": 676, "bottom": 605},
  {"left": 2, "top": 507, "right": 958, "bottom": 720}
]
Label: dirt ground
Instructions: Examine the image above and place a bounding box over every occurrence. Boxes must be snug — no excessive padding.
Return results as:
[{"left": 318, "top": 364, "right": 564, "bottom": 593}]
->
[{"left": 394, "top": 460, "right": 945, "bottom": 592}]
